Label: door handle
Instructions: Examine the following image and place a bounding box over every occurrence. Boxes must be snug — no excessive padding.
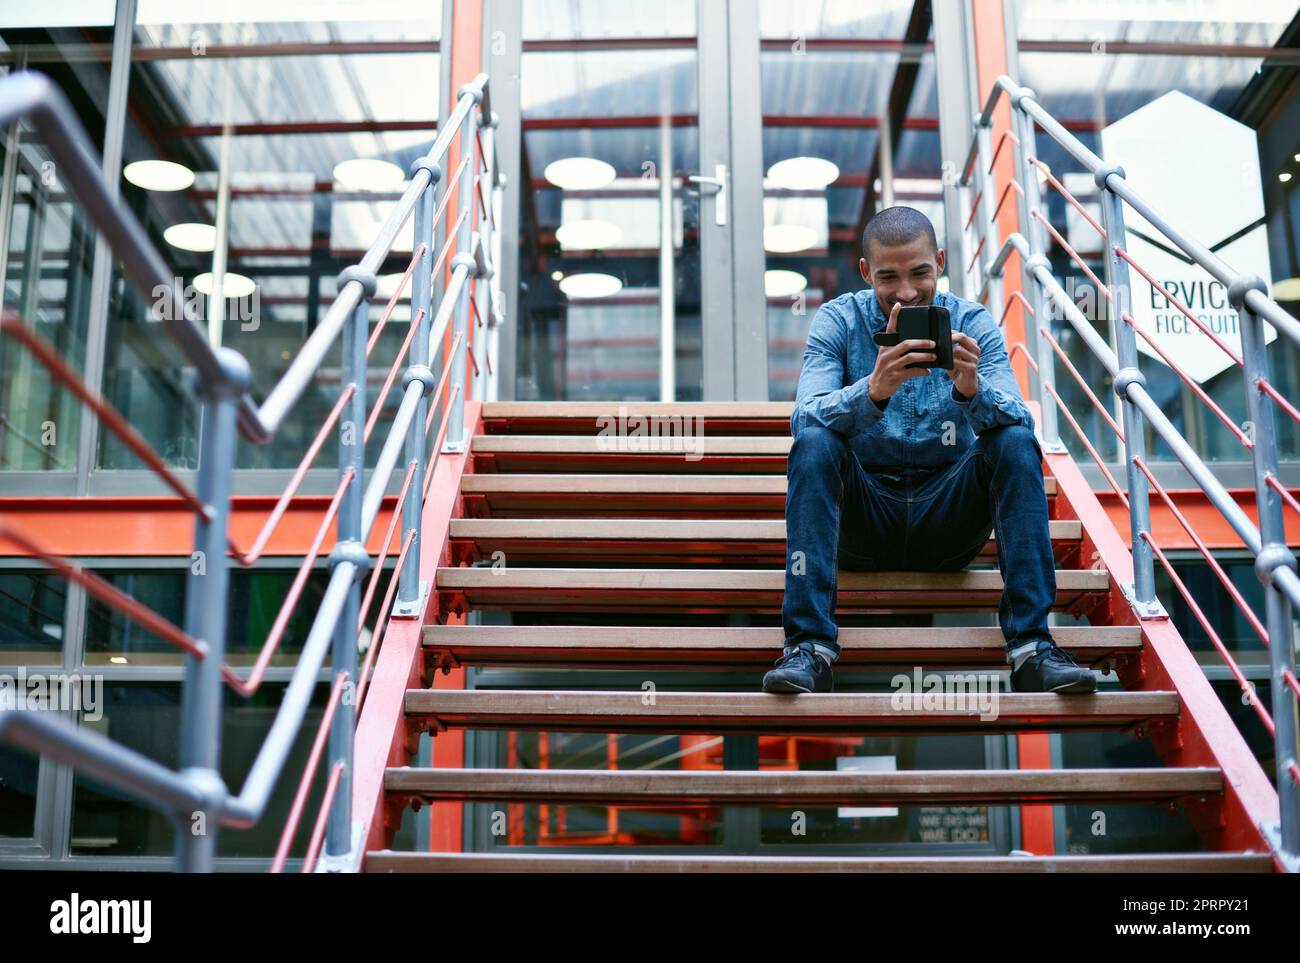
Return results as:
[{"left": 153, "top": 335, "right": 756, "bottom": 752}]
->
[{"left": 687, "top": 163, "right": 728, "bottom": 226}]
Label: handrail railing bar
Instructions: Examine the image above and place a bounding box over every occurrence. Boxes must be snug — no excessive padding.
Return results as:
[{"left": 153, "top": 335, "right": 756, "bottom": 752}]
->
[
  {"left": 0, "top": 522, "right": 205, "bottom": 658},
  {"left": 0, "top": 316, "right": 212, "bottom": 520},
  {"left": 1032, "top": 208, "right": 1110, "bottom": 298},
  {"left": 221, "top": 469, "right": 354, "bottom": 698},
  {"left": 423, "top": 383, "right": 463, "bottom": 500},
  {"left": 1042, "top": 381, "right": 1131, "bottom": 507},
  {"left": 423, "top": 334, "right": 462, "bottom": 436},
  {"left": 1029, "top": 156, "right": 1107, "bottom": 239},
  {"left": 355, "top": 530, "right": 416, "bottom": 710},
  {"left": 358, "top": 462, "right": 418, "bottom": 632},
  {"left": 365, "top": 244, "right": 426, "bottom": 357},
  {"left": 1039, "top": 324, "right": 1126, "bottom": 443},
  {"left": 1123, "top": 312, "right": 1254, "bottom": 449},
  {"left": 269, "top": 672, "right": 349, "bottom": 873},
  {"left": 302, "top": 762, "right": 345, "bottom": 874},
  {"left": 1141, "top": 531, "right": 1277, "bottom": 734},
  {"left": 364, "top": 307, "right": 425, "bottom": 444},
  {"left": 222, "top": 560, "right": 352, "bottom": 828},
  {"left": 1134, "top": 455, "right": 1270, "bottom": 644},
  {"left": 1114, "top": 246, "right": 1244, "bottom": 366},
  {"left": 230, "top": 385, "right": 356, "bottom": 566},
  {"left": 0, "top": 708, "right": 204, "bottom": 816},
  {"left": 1260, "top": 379, "right": 1300, "bottom": 426}
]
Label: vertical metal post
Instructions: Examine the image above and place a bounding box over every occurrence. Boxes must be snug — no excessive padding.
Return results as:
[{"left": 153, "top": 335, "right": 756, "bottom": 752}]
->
[
  {"left": 176, "top": 347, "right": 249, "bottom": 871},
  {"left": 444, "top": 91, "right": 477, "bottom": 451},
  {"left": 657, "top": 112, "right": 676, "bottom": 402},
  {"left": 973, "top": 122, "right": 1003, "bottom": 323},
  {"left": 471, "top": 113, "right": 489, "bottom": 404},
  {"left": 398, "top": 167, "right": 439, "bottom": 612},
  {"left": 1010, "top": 93, "right": 1062, "bottom": 453},
  {"left": 1233, "top": 277, "right": 1300, "bottom": 861},
  {"left": 485, "top": 111, "right": 502, "bottom": 402},
  {"left": 325, "top": 270, "right": 374, "bottom": 866},
  {"left": 1096, "top": 169, "right": 1160, "bottom": 616}
]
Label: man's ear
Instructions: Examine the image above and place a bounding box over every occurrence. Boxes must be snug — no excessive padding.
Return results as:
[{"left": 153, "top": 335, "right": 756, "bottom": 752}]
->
[
  {"left": 858, "top": 257, "right": 870, "bottom": 285},
  {"left": 935, "top": 247, "right": 946, "bottom": 276}
]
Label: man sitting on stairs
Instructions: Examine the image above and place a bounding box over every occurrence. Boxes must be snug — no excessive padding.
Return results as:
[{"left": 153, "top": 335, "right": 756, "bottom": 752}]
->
[{"left": 763, "top": 205, "right": 1097, "bottom": 696}]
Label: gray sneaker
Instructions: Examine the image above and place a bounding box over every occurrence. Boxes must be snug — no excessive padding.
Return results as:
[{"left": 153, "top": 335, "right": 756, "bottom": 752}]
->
[{"left": 762, "top": 644, "right": 834, "bottom": 694}]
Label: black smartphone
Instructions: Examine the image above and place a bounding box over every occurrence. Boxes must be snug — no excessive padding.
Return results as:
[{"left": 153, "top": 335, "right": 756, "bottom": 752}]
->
[{"left": 872, "top": 305, "right": 954, "bottom": 370}]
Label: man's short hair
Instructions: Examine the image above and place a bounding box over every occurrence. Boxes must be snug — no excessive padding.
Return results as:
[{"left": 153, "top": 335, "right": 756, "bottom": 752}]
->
[{"left": 861, "top": 205, "right": 939, "bottom": 259}]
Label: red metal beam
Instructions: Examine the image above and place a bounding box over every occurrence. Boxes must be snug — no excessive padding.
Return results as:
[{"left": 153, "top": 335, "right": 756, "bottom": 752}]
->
[{"left": 352, "top": 401, "right": 483, "bottom": 860}]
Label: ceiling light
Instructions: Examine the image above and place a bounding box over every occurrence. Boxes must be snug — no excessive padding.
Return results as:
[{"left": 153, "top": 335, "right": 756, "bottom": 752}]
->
[
  {"left": 108, "top": 656, "right": 128, "bottom": 665},
  {"left": 764, "top": 269, "right": 807, "bottom": 298},
  {"left": 333, "top": 158, "right": 405, "bottom": 192},
  {"left": 1273, "top": 277, "right": 1300, "bottom": 301},
  {"left": 163, "top": 222, "right": 217, "bottom": 253},
  {"left": 558, "top": 272, "right": 622, "bottom": 299},
  {"left": 764, "top": 224, "right": 818, "bottom": 253},
  {"left": 768, "top": 157, "right": 839, "bottom": 191},
  {"left": 193, "top": 272, "right": 257, "bottom": 298},
  {"left": 556, "top": 219, "right": 623, "bottom": 250},
  {"left": 544, "top": 157, "right": 617, "bottom": 191},
  {"left": 1281, "top": 172, "right": 1293, "bottom": 183},
  {"left": 124, "top": 159, "right": 194, "bottom": 192},
  {"left": 551, "top": 271, "right": 564, "bottom": 281}
]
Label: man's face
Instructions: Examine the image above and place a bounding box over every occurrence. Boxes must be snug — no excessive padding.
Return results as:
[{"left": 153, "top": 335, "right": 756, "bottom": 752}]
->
[{"left": 858, "top": 235, "right": 946, "bottom": 317}]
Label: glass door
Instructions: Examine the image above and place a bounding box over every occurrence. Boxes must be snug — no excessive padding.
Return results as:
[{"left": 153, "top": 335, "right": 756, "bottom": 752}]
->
[{"left": 513, "top": 0, "right": 745, "bottom": 402}]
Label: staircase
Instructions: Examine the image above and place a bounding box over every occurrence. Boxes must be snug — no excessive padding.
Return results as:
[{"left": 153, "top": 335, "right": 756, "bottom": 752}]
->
[{"left": 363, "top": 402, "right": 1280, "bottom": 872}]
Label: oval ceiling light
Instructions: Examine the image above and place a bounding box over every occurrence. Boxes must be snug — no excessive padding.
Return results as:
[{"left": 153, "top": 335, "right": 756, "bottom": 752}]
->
[
  {"left": 764, "top": 224, "right": 818, "bottom": 253},
  {"left": 544, "top": 157, "right": 616, "bottom": 191},
  {"left": 558, "top": 272, "right": 622, "bottom": 299},
  {"left": 556, "top": 219, "right": 623, "bottom": 250},
  {"left": 764, "top": 269, "right": 807, "bottom": 298},
  {"left": 333, "top": 158, "right": 406, "bottom": 192},
  {"left": 163, "top": 222, "right": 217, "bottom": 253},
  {"left": 1273, "top": 277, "right": 1300, "bottom": 301},
  {"left": 767, "top": 156, "right": 839, "bottom": 191},
  {"left": 193, "top": 272, "right": 257, "bottom": 298},
  {"left": 124, "top": 159, "right": 195, "bottom": 192}
]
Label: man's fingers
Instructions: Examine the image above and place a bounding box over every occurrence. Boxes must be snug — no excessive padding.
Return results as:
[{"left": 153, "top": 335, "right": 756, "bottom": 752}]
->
[{"left": 886, "top": 301, "right": 900, "bottom": 333}]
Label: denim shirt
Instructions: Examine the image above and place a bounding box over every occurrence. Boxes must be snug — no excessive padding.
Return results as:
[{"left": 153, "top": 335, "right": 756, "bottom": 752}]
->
[{"left": 790, "top": 288, "right": 1036, "bottom": 472}]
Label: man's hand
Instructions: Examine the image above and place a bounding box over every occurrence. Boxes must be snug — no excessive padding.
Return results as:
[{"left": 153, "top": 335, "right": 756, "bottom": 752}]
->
[
  {"left": 951, "top": 330, "right": 980, "bottom": 400},
  {"left": 868, "top": 301, "right": 936, "bottom": 404}
]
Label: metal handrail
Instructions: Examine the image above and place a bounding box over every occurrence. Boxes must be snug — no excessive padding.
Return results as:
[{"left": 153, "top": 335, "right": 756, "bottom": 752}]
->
[
  {"left": 961, "top": 75, "right": 1299, "bottom": 869},
  {"left": 0, "top": 69, "right": 502, "bottom": 871}
]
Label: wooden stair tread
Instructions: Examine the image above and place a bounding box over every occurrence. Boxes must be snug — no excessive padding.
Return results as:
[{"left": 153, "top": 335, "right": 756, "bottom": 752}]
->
[
  {"left": 449, "top": 518, "right": 1080, "bottom": 541},
  {"left": 365, "top": 851, "right": 1274, "bottom": 873},
  {"left": 481, "top": 402, "right": 794, "bottom": 436},
  {"left": 403, "top": 689, "right": 1178, "bottom": 735},
  {"left": 472, "top": 435, "right": 793, "bottom": 453},
  {"left": 422, "top": 624, "right": 1141, "bottom": 669},
  {"left": 435, "top": 566, "right": 1110, "bottom": 613},
  {"left": 447, "top": 518, "right": 1080, "bottom": 563},
  {"left": 459, "top": 472, "right": 1056, "bottom": 496},
  {"left": 384, "top": 765, "right": 1222, "bottom": 804}
]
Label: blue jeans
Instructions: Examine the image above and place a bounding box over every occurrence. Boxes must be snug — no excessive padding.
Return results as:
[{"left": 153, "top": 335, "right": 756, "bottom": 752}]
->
[{"left": 782, "top": 422, "right": 1056, "bottom": 660}]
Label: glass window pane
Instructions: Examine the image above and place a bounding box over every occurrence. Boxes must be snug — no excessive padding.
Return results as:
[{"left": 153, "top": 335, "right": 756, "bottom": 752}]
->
[
  {"left": 0, "top": 569, "right": 67, "bottom": 666},
  {"left": 0, "top": 15, "right": 115, "bottom": 471},
  {"left": 100, "top": 5, "right": 444, "bottom": 470},
  {"left": 70, "top": 681, "right": 332, "bottom": 857}
]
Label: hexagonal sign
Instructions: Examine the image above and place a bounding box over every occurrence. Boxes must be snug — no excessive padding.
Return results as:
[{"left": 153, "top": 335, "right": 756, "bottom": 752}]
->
[{"left": 1100, "top": 91, "right": 1275, "bottom": 383}]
